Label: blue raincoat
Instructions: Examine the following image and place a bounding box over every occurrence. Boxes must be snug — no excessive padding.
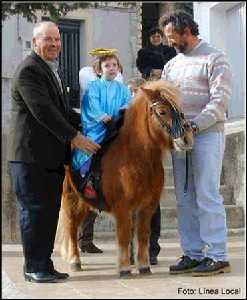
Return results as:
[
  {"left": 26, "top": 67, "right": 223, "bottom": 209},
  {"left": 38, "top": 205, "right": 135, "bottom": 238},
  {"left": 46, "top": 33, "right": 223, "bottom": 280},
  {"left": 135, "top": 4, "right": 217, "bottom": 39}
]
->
[{"left": 72, "top": 78, "right": 132, "bottom": 170}]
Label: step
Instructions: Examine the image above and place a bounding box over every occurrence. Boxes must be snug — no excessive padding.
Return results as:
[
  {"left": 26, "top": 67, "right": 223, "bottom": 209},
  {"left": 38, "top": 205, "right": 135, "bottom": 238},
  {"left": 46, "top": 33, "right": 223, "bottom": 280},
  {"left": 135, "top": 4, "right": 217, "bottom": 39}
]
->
[
  {"left": 164, "top": 166, "right": 225, "bottom": 186},
  {"left": 160, "top": 184, "right": 234, "bottom": 206},
  {"left": 94, "top": 228, "right": 245, "bottom": 240},
  {"left": 93, "top": 204, "right": 245, "bottom": 233},
  {"left": 160, "top": 205, "right": 245, "bottom": 229}
]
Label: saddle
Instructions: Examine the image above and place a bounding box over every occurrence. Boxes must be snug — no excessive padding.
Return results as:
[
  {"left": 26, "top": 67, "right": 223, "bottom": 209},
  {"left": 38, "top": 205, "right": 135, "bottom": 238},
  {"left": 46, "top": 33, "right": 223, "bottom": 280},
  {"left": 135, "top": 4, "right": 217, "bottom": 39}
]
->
[{"left": 71, "top": 110, "right": 126, "bottom": 211}]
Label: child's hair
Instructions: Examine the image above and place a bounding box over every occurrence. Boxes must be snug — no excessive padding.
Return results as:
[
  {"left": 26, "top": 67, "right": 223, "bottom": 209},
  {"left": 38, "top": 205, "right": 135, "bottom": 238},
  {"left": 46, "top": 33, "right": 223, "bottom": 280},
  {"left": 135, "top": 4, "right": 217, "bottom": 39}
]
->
[
  {"left": 92, "top": 55, "right": 123, "bottom": 78},
  {"left": 92, "top": 58, "right": 101, "bottom": 76},
  {"left": 126, "top": 77, "right": 146, "bottom": 94},
  {"left": 98, "top": 54, "right": 121, "bottom": 71}
]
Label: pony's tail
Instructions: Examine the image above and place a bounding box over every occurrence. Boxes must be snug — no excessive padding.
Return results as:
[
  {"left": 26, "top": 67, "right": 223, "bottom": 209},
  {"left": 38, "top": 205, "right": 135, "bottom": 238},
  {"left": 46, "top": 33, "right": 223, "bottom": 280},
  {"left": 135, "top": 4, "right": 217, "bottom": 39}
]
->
[
  {"left": 56, "top": 165, "right": 94, "bottom": 262},
  {"left": 56, "top": 165, "right": 77, "bottom": 245},
  {"left": 63, "top": 165, "right": 76, "bottom": 194}
]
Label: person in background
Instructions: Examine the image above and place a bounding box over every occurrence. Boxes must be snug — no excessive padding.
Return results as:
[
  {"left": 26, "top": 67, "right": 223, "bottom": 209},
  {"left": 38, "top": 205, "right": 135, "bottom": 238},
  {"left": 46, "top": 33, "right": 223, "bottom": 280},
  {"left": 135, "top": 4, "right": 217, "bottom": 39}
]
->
[
  {"left": 161, "top": 11, "right": 232, "bottom": 276},
  {"left": 136, "top": 27, "right": 177, "bottom": 79},
  {"left": 8, "top": 21, "right": 100, "bottom": 283}
]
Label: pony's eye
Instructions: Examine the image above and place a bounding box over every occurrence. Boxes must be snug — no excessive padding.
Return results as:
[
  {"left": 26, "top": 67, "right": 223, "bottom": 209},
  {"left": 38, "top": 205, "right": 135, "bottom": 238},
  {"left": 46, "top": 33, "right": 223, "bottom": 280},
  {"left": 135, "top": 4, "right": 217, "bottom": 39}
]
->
[{"left": 159, "top": 111, "right": 166, "bottom": 116}]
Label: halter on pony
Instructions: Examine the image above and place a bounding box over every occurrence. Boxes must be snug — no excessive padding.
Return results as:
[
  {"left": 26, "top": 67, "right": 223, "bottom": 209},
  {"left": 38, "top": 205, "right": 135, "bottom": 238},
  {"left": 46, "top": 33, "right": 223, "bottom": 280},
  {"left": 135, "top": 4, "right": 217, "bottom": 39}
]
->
[
  {"left": 150, "top": 98, "right": 191, "bottom": 194},
  {"left": 150, "top": 98, "right": 186, "bottom": 139}
]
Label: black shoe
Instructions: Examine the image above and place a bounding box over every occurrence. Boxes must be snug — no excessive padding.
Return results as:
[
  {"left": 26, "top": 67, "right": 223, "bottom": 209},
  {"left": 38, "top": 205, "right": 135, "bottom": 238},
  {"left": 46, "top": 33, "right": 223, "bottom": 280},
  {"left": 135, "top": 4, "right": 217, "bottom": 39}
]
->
[
  {"left": 24, "top": 271, "right": 61, "bottom": 283},
  {"left": 169, "top": 255, "right": 201, "bottom": 274},
  {"left": 192, "top": 257, "right": 231, "bottom": 276},
  {"left": 51, "top": 269, "right": 69, "bottom": 280},
  {"left": 150, "top": 256, "right": 158, "bottom": 265},
  {"left": 80, "top": 242, "right": 103, "bottom": 253}
]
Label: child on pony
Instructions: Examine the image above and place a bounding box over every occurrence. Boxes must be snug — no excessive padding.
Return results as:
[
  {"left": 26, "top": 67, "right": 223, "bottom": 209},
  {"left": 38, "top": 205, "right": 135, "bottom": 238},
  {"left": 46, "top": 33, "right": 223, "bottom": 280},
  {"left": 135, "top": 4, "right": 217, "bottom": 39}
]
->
[{"left": 72, "top": 49, "right": 132, "bottom": 199}]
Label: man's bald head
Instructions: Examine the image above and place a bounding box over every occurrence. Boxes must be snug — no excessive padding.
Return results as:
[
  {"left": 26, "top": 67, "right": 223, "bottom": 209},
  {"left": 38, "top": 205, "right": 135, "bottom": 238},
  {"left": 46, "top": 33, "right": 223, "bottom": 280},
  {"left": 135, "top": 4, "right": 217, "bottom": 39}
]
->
[
  {"left": 33, "top": 21, "right": 59, "bottom": 38},
  {"left": 32, "top": 21, "right": 61, "bottom": 61}
]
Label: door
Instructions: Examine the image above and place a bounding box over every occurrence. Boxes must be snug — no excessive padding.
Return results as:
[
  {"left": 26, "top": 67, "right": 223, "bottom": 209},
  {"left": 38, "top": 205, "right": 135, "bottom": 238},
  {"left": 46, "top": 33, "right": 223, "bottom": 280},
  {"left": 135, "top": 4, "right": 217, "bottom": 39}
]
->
[
  {"left": 58, "top": 19, "right": 81, "bottom": 108},
  {"left": 226, "top": 3, "right": 246, "bottom": 118},
  {"left": 42, "top": 17, "right": 81, "bottom": 108}
]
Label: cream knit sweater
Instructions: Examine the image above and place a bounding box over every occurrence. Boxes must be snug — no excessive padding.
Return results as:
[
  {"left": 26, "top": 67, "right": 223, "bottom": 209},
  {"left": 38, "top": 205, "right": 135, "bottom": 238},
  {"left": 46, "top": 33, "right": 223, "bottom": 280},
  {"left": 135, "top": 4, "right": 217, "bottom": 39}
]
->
[{"left": 162, "top": 40, "right": 232, "bottom": 133}]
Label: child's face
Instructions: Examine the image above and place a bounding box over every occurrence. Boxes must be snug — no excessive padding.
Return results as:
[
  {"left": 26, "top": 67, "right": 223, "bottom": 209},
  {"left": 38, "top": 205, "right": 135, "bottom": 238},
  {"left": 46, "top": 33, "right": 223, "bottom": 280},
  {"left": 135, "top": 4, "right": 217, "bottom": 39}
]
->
[{"left": 101, "top": 58, "right": 119, "bottom": 80}]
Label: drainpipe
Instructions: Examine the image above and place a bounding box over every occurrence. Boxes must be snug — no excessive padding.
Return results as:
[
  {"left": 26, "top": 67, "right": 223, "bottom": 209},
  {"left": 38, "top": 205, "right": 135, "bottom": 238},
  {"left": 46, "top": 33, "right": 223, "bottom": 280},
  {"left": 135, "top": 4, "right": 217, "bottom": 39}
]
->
[{"left": 17, "top": 14, "right": 22, "bottom": 42}]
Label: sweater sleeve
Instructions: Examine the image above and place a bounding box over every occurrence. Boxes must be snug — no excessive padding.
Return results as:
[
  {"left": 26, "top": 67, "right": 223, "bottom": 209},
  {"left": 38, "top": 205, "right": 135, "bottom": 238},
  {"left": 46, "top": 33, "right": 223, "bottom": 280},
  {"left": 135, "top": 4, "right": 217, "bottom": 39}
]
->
[{"left": 193, "top": 52, "right": 232, "bottom": 132}]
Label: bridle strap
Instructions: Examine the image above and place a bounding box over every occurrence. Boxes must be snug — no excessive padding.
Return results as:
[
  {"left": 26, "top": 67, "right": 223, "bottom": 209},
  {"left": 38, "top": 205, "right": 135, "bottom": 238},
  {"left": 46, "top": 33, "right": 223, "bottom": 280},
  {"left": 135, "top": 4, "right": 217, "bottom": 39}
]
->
[
  {"left": 150, "top": 102, "right": 172, "bottom": 133},
  {"left": 150, "top": 100, "right": 190, "bottom": 194},
  {"left": 150, "top": 100, "right": 185, "bottom": 139}
]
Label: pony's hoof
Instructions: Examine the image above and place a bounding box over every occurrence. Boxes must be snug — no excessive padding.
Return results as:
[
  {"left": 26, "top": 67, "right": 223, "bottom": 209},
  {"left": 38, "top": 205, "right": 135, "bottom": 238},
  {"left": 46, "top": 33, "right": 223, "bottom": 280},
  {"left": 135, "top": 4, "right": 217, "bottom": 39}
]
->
[
  {"left": 70, "top": 262, "right": 82, "bottom": 271},
  {"left": 119, "top": 270, "right": 132, "bottom": 278},
  {"left": 139, "top": 267, "right": 152, "bottom": 275}
]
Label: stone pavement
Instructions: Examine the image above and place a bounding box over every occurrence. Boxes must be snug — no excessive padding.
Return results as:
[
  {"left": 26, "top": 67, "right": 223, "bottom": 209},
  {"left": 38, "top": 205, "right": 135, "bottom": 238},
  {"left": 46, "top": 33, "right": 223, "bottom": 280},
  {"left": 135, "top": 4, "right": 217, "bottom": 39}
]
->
[{"left": 2, "top": 236, "right": 246, "bottom": 299}]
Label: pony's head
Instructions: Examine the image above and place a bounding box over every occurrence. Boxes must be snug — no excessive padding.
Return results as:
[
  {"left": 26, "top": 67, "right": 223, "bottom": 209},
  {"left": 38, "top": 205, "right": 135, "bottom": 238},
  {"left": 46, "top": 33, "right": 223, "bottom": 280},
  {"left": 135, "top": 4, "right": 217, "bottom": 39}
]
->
[{"left": 138, "top": 79, "right": 193, "bottom": 151}]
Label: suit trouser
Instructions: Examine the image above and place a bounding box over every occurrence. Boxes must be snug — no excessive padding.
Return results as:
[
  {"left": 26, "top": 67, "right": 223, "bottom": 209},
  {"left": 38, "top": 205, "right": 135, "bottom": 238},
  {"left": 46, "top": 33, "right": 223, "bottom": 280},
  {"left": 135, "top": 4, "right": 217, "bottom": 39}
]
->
[
  {"left": 149, "top": 205, "right": 161, "bottom": 257},
  {"left": 9, "top": 162, "right": 65, "bottom": 273},
  {"left": 78, "top": 211, "right": 97, "bottom": 247}
]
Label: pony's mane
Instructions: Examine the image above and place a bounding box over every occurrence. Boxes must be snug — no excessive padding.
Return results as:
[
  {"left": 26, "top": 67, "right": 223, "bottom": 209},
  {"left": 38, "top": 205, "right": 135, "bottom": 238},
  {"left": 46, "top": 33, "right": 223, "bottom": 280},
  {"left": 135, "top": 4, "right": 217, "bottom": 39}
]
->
[
  {"left": 124, "top": 79, "right": 181, "bottom": 126},
  {"left": 119, "top": 79, "right": 181, "bottom": 145},
  {"left": 141, "top": 79, "right": 181, "bottom": 107}
]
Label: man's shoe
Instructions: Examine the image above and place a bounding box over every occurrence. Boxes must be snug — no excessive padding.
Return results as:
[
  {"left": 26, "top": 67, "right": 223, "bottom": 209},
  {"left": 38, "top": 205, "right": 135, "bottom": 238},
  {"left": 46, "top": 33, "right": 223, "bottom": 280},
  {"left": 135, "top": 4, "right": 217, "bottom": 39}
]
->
[
  {"left": 24, "top": 271, "right": 60, "bottom": 283},
  {"left": 150, "top": 256, "right": 158, "bottom": 265},
  {"left": 169, "top": 255, "right": 201, "bottom": 274},
  {"left": 192, "top": 257, "right": 231, "bottom": 276},
  {"left": 83, "top": 181, "right": 97, "bottom": 200},
  {"left": 51, "top": 270, "right": 69, "bottom": 280},
  {"left": 80, "top": 242, "right": 103, "bottom": 253}
]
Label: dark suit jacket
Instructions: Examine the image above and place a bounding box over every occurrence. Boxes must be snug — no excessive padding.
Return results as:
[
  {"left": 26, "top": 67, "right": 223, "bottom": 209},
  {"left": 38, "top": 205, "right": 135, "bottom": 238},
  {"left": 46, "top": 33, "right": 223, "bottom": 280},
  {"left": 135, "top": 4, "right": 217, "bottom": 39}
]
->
[
  {"left": 9, "top": 51, "right": 81, "bottom": 169},
  {"left": 136, "top": 44, "right": 177, "bottom": 79}
]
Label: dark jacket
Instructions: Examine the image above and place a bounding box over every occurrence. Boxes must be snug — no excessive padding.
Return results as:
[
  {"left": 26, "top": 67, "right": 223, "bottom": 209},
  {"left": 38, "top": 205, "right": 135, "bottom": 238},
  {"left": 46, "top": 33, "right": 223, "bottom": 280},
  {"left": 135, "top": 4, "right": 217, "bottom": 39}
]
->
[
  {"left": 136, "top": 44, "right": 177, "bottom": 78},
  {"left": 9, "top": 51, "right": 81, "bottom": 169}
]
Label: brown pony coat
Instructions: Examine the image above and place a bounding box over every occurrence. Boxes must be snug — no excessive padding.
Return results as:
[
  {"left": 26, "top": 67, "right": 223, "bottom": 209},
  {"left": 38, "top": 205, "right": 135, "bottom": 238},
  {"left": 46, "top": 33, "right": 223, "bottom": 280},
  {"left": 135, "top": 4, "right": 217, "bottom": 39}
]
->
[{"left": 58, "top": 79, "right": 193, "bottom": 276}]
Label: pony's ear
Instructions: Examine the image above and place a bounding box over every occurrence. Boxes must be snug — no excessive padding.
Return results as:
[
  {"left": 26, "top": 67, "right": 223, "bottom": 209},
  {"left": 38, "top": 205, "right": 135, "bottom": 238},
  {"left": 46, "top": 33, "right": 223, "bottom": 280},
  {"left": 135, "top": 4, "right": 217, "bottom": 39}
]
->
[{"left": 140, "top": 87, "right": 159, "bottom": 99}]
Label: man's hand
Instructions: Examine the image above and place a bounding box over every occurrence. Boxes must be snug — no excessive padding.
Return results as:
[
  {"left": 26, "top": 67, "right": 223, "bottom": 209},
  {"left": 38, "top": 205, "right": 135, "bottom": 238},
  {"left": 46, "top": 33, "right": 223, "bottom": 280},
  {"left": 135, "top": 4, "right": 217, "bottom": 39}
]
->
[
  {"left": 71, "top": 132, "right": 101, "bottom": 154},
  {"left": 150, "top": 69, "right": 162, "bottom": 80},
  {"left": 102, "top": 115, "right": 112, "bottom": 123},
  {"left": 184, "top": 120, "right": 199, "bottom": 135}
]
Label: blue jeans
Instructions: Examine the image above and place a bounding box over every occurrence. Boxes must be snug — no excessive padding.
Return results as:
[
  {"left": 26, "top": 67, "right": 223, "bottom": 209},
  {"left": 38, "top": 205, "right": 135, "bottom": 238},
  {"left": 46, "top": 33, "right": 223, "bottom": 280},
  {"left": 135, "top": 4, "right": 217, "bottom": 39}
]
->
[{"left": 172, "top": 131, "right": 228, "bottom": 262}]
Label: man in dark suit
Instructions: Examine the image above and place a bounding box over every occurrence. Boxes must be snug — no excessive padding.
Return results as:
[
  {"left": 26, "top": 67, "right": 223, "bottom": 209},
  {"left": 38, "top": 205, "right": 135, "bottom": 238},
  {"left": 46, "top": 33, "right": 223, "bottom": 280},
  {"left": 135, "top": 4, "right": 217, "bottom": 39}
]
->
[
  {"left": 9, "top": 21, "right": 100, "bottom": 283},
  {"left": 136, "top": 27, "right": 177, "bottom": 266}
]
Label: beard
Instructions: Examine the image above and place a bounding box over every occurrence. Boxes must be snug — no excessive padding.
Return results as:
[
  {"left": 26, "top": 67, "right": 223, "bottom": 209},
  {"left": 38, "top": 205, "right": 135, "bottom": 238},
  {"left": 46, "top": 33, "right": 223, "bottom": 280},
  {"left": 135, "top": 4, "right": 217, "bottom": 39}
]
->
[{"left": 176, "top": 41, "right": 188, "bottom": 53}]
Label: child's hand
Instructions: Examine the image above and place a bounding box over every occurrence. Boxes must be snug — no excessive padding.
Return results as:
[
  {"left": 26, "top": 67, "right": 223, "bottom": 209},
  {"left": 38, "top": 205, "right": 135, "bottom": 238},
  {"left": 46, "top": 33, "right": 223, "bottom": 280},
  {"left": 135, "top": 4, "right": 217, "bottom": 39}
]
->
[{"left": 102, "top": 115, "right": 112, "bottom": 123}]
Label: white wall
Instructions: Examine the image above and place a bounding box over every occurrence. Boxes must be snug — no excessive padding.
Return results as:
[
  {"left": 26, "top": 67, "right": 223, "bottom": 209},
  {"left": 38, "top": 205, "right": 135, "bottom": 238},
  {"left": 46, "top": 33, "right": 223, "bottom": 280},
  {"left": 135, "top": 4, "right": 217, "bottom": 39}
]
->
[
  {"left": 2, "top": 16, "right": 34, "bottom": 79},
  {"left": 193, "top": 2, "right": 246, "bottom": 119},
  {"left": 91, "top": 8, "right": 136, "bottom": 81},
  {"left": 2, "top": 7, "right": 138, "bottom": 82}
]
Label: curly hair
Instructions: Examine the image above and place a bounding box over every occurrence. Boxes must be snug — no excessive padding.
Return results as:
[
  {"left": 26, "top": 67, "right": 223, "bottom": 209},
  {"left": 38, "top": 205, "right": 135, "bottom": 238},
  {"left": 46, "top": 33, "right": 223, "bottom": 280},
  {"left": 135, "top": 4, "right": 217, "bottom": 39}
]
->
[{"left": 159, "top": 12, "right": 199, "bottom": 36}]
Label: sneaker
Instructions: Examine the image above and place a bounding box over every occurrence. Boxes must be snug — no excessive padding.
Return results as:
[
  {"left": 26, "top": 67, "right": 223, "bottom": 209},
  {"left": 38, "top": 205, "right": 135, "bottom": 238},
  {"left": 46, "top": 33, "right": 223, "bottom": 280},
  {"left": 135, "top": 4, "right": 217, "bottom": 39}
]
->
[
  {"left": 169, "top": 255, "right": 201, "bottom": 274},
  {"left": 80, "top": 242, "right": 103, "bottom": 253},
  {"left": 83, "top": 180, "right": 97, "bottom": 200},
  {"left": 192, "top": 257, "right": 231, "bottom": 276}
]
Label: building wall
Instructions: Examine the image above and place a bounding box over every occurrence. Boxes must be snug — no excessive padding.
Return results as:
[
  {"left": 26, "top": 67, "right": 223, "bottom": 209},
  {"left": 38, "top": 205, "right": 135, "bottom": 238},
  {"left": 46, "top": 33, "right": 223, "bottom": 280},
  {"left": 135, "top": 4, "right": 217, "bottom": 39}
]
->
[{"left": 193, "top": 2, "right": 246, "bottom": 119}]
